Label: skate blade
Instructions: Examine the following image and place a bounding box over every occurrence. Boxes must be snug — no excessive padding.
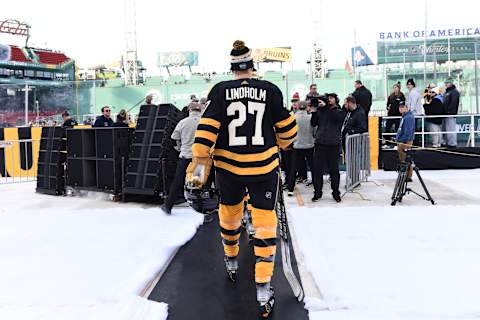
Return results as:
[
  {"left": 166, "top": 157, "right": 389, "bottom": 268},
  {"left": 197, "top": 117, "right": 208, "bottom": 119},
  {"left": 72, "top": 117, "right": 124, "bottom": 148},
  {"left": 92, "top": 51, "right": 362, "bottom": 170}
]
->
[
  {"left": 228, "top": 271, "right": 237, "bottom": 283},
  {"left": 259, "top": 297, "right": 275, "bottom": 318}
]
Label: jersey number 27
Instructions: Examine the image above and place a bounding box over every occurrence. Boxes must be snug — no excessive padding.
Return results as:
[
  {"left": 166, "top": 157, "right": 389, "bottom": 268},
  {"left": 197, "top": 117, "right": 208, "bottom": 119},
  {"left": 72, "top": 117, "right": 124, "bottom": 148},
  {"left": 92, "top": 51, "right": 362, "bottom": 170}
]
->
[{"left": 227, "top": 101, "right": 265, "bottom": 146}]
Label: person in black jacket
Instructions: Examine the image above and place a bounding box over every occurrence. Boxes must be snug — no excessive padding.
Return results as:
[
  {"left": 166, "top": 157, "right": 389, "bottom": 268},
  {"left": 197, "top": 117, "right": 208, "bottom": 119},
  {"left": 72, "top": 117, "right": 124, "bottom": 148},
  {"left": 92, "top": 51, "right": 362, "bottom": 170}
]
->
[
  {"left": 114, "top": 109, "right": 130, "bottom": 127},
  {"left": 93, "top": 106, "right": 114, "bottom": 127},
  {"left": 423, "top": 87, "right": 444, "bottom": 147},
  {"left": 385, "top": 83, "right": 405, "bottom": 136},
  {"left": 61, "top": 110, "right": 78, "bottom": 128},
  {"left": 442, "top": 78, "right": 460, "bottom": 147},
  {"left": 342, "top": 96, "right": 367, "bottom": 138},
  {"left": 352, "top": 80, "right": 372, "bottom": 116},
  {"left": 310, "top": 95, "right": 346, "bottom": 202}
]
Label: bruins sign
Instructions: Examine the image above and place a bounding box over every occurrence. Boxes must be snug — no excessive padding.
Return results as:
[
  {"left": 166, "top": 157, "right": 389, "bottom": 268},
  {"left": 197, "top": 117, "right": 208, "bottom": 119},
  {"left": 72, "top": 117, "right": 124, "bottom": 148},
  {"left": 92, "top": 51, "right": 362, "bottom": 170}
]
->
[
  {"left": 0, "top": 127, "right": 41, "bottom": 178},
  {"left": 252, "top": 47, "right": 292, "bottom": 63}
]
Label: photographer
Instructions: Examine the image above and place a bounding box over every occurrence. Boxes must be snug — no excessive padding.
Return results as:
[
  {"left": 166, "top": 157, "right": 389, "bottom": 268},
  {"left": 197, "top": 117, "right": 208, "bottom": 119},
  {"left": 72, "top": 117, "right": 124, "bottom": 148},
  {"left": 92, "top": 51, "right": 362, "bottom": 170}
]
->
[
  {"left": 423, "top": 87, "right": 444, "bottom": 147},
  {"left": 310, "top": 94, "right": 345, "bottom": 202},
  {"left": 396, "top": 101, "right": 415, "bottom": 181}
]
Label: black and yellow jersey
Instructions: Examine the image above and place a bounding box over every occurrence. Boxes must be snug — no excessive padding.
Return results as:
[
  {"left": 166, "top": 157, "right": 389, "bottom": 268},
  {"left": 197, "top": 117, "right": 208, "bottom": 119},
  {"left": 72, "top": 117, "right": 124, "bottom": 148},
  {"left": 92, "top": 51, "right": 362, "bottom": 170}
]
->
[{"left": 192, "top": 78, "right": 297, "bottom": 180}]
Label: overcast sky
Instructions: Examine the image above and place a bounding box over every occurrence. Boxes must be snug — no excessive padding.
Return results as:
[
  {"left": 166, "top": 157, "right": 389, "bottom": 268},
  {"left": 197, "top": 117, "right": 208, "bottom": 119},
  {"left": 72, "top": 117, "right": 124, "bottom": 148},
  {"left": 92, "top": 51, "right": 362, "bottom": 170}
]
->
[{"left": 1, "top": 0, "right": 478, "bottom": 74}]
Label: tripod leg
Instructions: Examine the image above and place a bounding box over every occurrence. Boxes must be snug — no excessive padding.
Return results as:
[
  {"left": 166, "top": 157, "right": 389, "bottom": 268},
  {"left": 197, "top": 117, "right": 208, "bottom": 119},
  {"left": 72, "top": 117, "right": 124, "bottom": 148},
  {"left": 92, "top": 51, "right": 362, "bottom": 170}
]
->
[
  {"left": 391, "top": 171, "right": 402, "bottom": 201},
  {"left": 414, "top": 167, "right": 435, "bottom": 205},
  {"left": 398, "top": 171, "right": 407, "bottom": 203},
  {"left": 391, "top": 170, "right": 407, "bottom": 206}
]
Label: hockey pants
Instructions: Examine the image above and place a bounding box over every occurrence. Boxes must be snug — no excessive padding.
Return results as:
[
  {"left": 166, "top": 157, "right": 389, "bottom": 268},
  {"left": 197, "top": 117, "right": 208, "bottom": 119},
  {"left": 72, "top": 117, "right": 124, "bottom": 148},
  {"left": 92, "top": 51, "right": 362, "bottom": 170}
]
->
[{"left": 216, "top": 171, "right": 279, "bottom": 284}]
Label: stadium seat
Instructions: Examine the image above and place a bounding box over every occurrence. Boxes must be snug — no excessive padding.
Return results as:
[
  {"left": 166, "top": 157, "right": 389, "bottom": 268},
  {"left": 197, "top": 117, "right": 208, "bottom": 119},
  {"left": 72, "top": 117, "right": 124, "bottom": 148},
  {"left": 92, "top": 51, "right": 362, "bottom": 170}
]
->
[
  {"left": 9, "top": 46, "right": 31, "bottom": 62},
  {"left": 34, "top": 50, "right": 70, "bottom": 65}
]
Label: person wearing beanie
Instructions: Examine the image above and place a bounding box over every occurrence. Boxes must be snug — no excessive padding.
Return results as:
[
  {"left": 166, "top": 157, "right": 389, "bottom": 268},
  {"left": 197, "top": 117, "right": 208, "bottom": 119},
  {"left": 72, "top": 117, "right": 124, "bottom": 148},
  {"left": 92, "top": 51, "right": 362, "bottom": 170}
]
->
[
  {"left": 161, "top": 102, "right": 203, "bottom": 215},
  {"left": 291, "top": 92, "right": 300, "bottom": 111},
  {"left": 286, "top": 100, "right": 315, "bottom": 196},
  {"left": 442, "top": 77, "right": 460, "bottom": 147},
  {"left": 187, "top": 40, "right": 297, "bottom": 317},
  {"left": 423, "top": 86, "right": 444, "bottom": 147},
  {"left": 114, "top": 109, "right": 130, "bottom": 127},
  {"left": 406, "top": 78, "right": 424, "bottom": 116}
]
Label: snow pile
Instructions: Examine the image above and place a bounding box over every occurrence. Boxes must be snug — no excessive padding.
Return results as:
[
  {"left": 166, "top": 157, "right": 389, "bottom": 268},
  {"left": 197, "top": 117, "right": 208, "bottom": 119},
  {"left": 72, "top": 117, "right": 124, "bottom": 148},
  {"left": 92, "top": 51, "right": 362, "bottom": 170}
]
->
[
  {"left": 0, "top": 183, "right": 203, "bottom": 320},
  {"left": 289, "top": 205, "right": 480, "bottom": 320}
]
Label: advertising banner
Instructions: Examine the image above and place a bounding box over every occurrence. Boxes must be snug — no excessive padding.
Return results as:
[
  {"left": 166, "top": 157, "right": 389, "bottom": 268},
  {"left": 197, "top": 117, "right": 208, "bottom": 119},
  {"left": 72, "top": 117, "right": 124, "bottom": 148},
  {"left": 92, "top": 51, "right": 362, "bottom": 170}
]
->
[
  {"left": 377, "top": 37, "right": 480, "bottom": 64},
  {"left": 157, "top": 51, "right": 199, "bottom": 67},
  {"left": 252, "top": 47, "right": 292, "bottom": 63}
]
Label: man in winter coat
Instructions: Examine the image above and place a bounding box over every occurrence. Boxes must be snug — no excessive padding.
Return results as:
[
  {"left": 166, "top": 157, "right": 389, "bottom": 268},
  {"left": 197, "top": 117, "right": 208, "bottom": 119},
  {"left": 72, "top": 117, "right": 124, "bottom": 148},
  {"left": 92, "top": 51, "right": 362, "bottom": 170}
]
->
[
  {"left": 423, "top": 87, "right": 444, "bottom": 147},
  {"left": 442, "top": 78, "right": 460, "bottom": 147},
  {"left": 342, "top": 95, "right": 368, "bottom": 140},
  {"left": 93, "top": 106, "right": 114, "bottom": 127},
  {"left": 310, "top": 94, "right": 345, "bottom": 202},
  {"left": 287, "top": 101, "right": 314, "bottom": 196},
  {"left": 396, "top": 101, "right": 415, "bottom": 181},
  {"left": 352, "top": 80, "right": 372, "bottom": 116}
]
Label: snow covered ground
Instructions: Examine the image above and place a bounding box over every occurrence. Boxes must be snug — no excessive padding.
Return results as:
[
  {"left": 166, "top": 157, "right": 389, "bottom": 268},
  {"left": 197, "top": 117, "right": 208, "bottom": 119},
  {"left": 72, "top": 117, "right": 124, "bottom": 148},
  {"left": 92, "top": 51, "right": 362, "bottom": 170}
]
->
[
  {"left": 0, "top": 182, "right": 203, "bottom": 320},
  {"left": 286, "top": 169, "right": 480, "bottom": 320}
]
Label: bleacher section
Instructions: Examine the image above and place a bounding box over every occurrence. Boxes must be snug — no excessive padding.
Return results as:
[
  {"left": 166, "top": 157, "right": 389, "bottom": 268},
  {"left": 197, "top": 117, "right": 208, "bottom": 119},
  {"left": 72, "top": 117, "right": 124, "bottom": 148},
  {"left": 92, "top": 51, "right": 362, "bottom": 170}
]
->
[
  {"left": 9, "top": 46, "right": 31, "bottom": 63},
  {"left": 5, "top": 45, "right": 70, "bottom": 66},
  {"left": 34, "top": 50, "right": 70, "bottom": 65}
]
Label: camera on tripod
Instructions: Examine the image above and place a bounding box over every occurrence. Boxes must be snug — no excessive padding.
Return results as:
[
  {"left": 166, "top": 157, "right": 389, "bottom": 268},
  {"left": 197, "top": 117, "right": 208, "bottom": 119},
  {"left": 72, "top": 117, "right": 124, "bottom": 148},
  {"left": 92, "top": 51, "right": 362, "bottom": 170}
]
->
[{"left": 391, "top": 149, "right": 435, "bottom": 206}]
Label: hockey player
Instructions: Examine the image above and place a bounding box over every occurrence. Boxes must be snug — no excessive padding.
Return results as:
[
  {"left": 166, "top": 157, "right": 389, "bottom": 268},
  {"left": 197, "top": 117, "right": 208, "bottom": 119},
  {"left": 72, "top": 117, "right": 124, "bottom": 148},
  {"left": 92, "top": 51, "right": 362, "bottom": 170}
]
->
[{"left": 186, "top": 40, "right": 297, "bottom": 318}]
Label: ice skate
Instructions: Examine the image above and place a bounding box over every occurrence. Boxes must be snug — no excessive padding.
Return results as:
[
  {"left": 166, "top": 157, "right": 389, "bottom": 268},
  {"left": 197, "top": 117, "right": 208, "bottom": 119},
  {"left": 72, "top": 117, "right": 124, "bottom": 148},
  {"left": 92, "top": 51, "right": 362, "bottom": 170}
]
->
[
  {"left": 257, "top": 282, "right": 275, "bottom": 318},
  {"left": 224, "top": 256, "right": 238, "bottom": 282}
]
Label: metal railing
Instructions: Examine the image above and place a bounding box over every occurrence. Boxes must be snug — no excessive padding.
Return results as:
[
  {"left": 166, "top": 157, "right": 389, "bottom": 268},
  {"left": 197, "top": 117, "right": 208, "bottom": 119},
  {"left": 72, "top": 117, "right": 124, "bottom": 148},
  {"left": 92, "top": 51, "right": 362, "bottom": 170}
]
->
[
  {"left": 381, "top": 114, "right": 480, "bottom": 148},
  {"left": 344, "top": 133, "right": 371, "bottom": 192},
  {"left": 0, "top": 139, "right": 40, "bottom": 184}
]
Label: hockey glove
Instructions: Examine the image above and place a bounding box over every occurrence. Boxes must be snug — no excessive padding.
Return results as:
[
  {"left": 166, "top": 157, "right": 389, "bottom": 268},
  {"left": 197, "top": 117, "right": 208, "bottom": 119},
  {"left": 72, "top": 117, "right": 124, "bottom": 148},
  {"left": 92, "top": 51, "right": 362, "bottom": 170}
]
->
[{"left": 185, "top": 157, "right": 213, "bottom": 188}]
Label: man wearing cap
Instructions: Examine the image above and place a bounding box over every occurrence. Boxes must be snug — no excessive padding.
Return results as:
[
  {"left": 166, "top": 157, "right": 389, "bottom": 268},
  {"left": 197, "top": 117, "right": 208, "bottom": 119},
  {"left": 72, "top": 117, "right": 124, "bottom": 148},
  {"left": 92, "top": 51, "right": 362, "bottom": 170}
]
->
[
  {"left": 396, "top": 101, "right": 415, "bottom": 181},
  {"left": 423, "top": 87, "right": 444, "bottom": 147},
  {"left": 443, "top": 78, "right": 460, "bottom": 147},
  {"left": 291, "top": 92, "right": 300, "bottom": 111},
  {"left": 161, "top": 102, "right": 203, "bottom": 215}
]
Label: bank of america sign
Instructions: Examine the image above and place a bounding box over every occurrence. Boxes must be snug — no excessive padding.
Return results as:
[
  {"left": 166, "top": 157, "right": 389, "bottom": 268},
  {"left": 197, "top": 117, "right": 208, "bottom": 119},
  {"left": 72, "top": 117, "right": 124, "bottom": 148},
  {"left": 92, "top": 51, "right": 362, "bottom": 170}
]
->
[{"left": 379, "top": 27, "right": 480, "bottom": 41}]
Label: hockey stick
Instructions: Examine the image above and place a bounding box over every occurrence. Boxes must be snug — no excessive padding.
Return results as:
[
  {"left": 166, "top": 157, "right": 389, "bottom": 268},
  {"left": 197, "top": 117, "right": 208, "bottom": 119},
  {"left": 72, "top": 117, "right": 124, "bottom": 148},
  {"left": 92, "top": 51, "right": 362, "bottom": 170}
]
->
[{"left": 276, "top": 181, "right": 305, "bottom": 302}]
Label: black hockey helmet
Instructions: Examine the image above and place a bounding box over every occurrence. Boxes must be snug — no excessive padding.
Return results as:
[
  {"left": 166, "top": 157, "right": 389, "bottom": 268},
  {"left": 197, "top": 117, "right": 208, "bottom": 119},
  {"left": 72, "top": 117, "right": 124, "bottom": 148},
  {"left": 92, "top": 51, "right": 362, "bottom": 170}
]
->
[{"left": 184, "top": 185, "right": 219, "bottom": 215}]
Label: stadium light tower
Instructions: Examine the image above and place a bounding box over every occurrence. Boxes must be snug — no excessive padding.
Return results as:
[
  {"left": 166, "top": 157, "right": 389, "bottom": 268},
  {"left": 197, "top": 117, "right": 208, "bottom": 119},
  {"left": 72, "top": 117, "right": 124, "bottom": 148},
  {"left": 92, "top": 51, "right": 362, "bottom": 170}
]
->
[
  {"left": 123, "top": 0, "right": 138, "bottom": 86},
  {"left": 312, "top": 0, "right": 325, "bottom": 79}
]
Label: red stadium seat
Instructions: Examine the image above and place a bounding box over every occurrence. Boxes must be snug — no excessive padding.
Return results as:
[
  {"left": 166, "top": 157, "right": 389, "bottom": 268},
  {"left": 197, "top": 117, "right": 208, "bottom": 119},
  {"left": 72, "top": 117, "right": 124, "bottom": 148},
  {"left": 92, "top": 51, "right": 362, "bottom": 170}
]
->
[
  {"left": 34, "top": 50, "right": 70, "bottom": 65},
  {"left": 9, "top": 46, "right": 31, "bottom": 62}
]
